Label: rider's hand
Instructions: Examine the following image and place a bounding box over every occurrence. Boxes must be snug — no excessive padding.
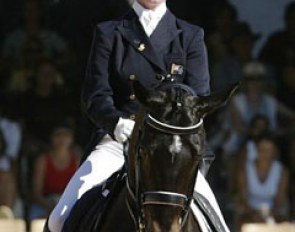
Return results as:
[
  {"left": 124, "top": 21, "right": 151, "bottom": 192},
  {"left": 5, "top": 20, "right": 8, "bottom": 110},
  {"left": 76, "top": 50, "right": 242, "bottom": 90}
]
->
[{"left": 114, "top": 117, "right": 135, "bottom": 143}]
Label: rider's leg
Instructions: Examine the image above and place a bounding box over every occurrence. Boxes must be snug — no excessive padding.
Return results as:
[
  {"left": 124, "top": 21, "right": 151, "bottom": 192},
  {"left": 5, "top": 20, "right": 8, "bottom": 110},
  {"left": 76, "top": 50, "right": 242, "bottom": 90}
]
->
[
  {"left": 194, "top": 171, "right": 229, "bottom": 231},
  {"left": 48, "top": 135, "right": 124, "bottom": 232}
]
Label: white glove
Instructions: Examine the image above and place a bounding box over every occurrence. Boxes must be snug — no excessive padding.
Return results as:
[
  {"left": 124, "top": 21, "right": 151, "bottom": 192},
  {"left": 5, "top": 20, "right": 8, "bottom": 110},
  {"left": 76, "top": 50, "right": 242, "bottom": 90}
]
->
[{"left": 114, "top": 117, "right": 135, "bottom": 143}]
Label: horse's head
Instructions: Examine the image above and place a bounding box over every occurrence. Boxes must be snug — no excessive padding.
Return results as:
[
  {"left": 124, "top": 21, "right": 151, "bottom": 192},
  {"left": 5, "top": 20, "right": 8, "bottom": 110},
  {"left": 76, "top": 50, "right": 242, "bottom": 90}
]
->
[{"left": 128, "top": 81, "right": 238, "bottom": 232}]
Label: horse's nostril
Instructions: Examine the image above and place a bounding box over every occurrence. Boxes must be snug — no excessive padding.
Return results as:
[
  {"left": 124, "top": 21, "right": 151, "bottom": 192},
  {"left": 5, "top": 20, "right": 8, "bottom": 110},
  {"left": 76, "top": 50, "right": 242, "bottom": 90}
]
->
[
  {"left": 151, "top": 220, "right": 161, "bottom": 232},
  {"left": 150, "top": 218, "right": 181, "bottom": 232},
  {"left": 170, "top": 217, "right": 182, "bottom": 232}
]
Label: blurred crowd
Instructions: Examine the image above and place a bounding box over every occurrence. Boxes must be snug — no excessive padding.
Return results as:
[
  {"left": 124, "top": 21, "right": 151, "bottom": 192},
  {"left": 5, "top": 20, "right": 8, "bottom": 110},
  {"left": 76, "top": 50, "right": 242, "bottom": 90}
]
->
[{"left": 0, "top": 0, "right": 294, "bottom": 231}]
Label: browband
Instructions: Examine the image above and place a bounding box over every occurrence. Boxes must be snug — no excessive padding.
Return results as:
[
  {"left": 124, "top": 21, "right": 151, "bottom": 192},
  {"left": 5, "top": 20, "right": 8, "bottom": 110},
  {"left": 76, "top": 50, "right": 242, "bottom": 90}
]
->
[{"left": 146, "top": 114, "right": 203, "bottom": 135}]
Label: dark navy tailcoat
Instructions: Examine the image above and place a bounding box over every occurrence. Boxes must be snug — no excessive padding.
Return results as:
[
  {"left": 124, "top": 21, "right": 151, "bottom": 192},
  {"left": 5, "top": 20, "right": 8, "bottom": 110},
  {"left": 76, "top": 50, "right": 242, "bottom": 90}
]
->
[{"left": 81, "top": 9, "right": 210, "bottom": 160}]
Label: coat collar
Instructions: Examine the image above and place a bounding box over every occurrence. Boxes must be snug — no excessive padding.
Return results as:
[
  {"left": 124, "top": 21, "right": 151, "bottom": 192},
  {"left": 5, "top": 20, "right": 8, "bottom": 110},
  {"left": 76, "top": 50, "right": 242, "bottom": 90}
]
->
[
  {"left": 149, "top": 9, "right": 182, "bottom": 52},
  {"left": 132, "top": 0, "right": 167, "bottom": 27},
  {"left": 117, "top": 10, "right": 182, "bottom": 73}
]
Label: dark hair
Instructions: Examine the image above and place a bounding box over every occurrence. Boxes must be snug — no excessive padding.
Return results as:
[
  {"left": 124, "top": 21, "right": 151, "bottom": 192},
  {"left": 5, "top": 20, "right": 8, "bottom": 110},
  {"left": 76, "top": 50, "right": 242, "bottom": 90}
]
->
[
  {"left": 36, "top": 57, "right": 57, "bottom": 70},
  {"left": 218, "top": 2, "right": 238, "bottom": 20},
  {"left": 0, "top": 130, "right": 6, "bottom": 155},
  {"left": 23, "top": 0, "right": 42, "bottom": 18},
  {"left": 254, "top": 134, "right": 276, "bottom": 146},
  {"left": 231, "top": 22, "right": 260, "bottom": 41},
  {"left": 250, "top": 114, "right": 270, "bottom": 128},
  {"left": 51, "top": 127, "right": 74, "bottom": 137},
  {"left": 21, "top": 1, "right": 46, "bottom": 34},
  {"left": 285, "top": 2, "right": 295, "bottom": 22}
]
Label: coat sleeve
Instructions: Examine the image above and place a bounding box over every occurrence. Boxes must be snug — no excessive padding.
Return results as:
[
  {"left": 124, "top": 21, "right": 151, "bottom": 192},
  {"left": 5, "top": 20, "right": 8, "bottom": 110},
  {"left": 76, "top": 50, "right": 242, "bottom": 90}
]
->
[
  {"left": 81, "top": 24, "right": 122, "bottom": 137},
  {"left": 184, "top": 28, "right": 210, "bottom": 96}
]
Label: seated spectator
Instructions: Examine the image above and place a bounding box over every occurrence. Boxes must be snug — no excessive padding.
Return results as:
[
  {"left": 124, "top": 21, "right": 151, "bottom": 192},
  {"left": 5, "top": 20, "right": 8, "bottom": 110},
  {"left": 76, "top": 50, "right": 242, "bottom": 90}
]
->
[
  {"left": 0, "top": 131, "right": 9, "bottom": 206},
  {"left": 222, "top": 62, "right": 295, "bottom": 155},
  {"left": 0, "top": 99, "right": 22, "bottom": 209},
  {"left": 287, "top": 134, "right": 295, "bottom": 221},
  {"left": 30, "top": 127, "right": 79, "bottom": 219},
  {"left": 210, "top": 22, "right": 259, "bottom": 91},
  {"left": 19, "top": 58, "right": 73, "bottom": 150},
  {"left": 276, "top": 63, "right": 295, "bottom": 111},
  {"left": 6, "top": 37, "right": 45, "bottom": 93},
  {"left": 206, "top": 1, "right": 238, "bottom": 67},
  {"left": 241, "top": 115, "right": 270, "bottom": 163},
  {"left": 237, "top": 136, "right": 289, "bottom": 226},
  {"left": 259, "top": 2, "right": 295, "bottom": 71},
  {"left": 230, "top": 115, "right": 270, "bottom": 201},
  {"left": 207, "top": 23, "right": 260, "bottom": 152},
  {"left": 1, "top": 0, "right": 74, "bottom": 98},
  {"left": 1, "top": 0, "right": 69, "bottom": 66}
]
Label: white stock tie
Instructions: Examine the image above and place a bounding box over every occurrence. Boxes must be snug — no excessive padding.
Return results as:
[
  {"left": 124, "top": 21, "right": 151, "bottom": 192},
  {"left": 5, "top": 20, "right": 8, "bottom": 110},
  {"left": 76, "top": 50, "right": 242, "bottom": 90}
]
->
[{"left": 142, "top": 11, "right": 156, "bottom": 37}]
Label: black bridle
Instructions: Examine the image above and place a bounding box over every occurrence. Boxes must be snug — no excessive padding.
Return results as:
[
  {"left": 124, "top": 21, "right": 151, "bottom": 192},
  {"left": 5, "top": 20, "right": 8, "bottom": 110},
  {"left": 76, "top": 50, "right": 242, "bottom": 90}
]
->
[{"left": 125, "top": 83, "right": 204, "bottom": 231}]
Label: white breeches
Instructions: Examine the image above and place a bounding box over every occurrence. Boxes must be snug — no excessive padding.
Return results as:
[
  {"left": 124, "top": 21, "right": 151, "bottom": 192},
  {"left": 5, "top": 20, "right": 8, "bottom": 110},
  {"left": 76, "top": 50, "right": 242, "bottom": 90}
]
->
[{"left": 48, "top": 135, "right": 229, "bottom": 232}]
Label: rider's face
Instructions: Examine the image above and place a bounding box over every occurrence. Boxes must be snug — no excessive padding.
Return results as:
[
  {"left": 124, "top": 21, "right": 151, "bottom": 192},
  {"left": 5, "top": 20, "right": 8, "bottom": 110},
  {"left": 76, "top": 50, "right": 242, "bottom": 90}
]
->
[{"left": 137, "top": 0, "right": 166, "bottom": 10}]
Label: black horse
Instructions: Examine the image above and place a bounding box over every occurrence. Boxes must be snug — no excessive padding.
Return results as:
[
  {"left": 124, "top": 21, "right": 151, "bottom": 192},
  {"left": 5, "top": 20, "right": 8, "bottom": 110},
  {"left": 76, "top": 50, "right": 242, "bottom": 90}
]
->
[{"left": 63, "top": 81, "right": 238, "bottom": 232}]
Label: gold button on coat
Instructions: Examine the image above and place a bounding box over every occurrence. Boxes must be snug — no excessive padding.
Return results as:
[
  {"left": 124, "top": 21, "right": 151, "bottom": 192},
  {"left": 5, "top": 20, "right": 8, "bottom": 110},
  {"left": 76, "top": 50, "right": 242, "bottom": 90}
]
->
[
  {"left": 129, "top": 75, "right": 136, "bottom": 81},
  {"left": 138, "top": 43, "right": 145, "bottom": 52},
  {"left": 129, "top": 94, "right": 136, "bottom": 100}
]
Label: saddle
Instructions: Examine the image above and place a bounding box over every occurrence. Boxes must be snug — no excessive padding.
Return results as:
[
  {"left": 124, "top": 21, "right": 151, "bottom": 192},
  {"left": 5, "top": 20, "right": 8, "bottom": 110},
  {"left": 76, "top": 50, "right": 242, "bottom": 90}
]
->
[{"left": 62, "top": 169, "right": 126, "bottom": 232}]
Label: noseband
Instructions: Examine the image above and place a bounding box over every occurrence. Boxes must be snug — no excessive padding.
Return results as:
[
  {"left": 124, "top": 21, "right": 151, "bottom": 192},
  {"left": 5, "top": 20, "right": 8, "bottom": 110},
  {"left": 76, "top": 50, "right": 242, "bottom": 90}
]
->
[{"left": 126, "top": 83, "right": 204, "bottom": 231}]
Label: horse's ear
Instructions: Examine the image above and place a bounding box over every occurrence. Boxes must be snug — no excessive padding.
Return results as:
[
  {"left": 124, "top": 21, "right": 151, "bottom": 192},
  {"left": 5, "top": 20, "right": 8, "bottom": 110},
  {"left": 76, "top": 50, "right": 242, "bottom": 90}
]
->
[
  {"left": 133, "top": 80, "right": 166, "bottom": 107},
  {"left": 196, "top": 83, "right": 240, "bottom": 117}
]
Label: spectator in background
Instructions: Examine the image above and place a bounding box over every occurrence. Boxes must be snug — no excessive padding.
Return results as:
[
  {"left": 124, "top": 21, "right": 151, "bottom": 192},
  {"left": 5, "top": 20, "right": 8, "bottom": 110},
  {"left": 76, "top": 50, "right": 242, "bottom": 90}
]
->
[
  {"left": 0, "top": 98, "right": 22, "bottom": 210},
  {"left": 0, "top": 131, "right": 10, "bottom": 206},
  {"left": 0, "top": 0, "right": 22, "bottom": 87},
  {"left": 206, "top": 1, "right": 238, "bottom": 66},
  {"left": 276, "top": 62, "right": 295, "bottom": 111},
  {"left": 1, "top": 0, "right": 69, "bottom": 68},
  {"left": 5, "top": 37, "right": 44, "bottom": 94},
  {"left": 241, "top": 115, "right": 270, "bottom": 163},
  {"left": 226, "top": 115, "right": 271, "bottom": 210},
  {"left": 228, "top": 0, "right": 294, "bottom": 57},
  {"left": 40, "top": 0, "right": 130, "bottom": 69},
  {"left": 30, "top": 127, "right": 79, "bottom": 219},
  {"left": 237, "top": 136, "right": 289, "bottom": 225},
  {"left": 221, "top": 62, "right": 295, "bottom": 155},
  {"left": 0, "top": 0, "right": 22, "bottom": 46},
  {"left": 259, "top": 2, "right": 295, "bottom": 71},
  {"left": 20, "top": 58, "right": 73, "bottom": 153},
  {"left": 1, "top": 0, "right": 73, "bottom": 98},
  {"left": 206, "top": 22, "right": 252, "bottom": 144},
  {"left": 287, "top": 134, "right": 295, "bottom": 221},
  {"left": 210, "top": 22, "right": 258, "bottom": 91}
]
